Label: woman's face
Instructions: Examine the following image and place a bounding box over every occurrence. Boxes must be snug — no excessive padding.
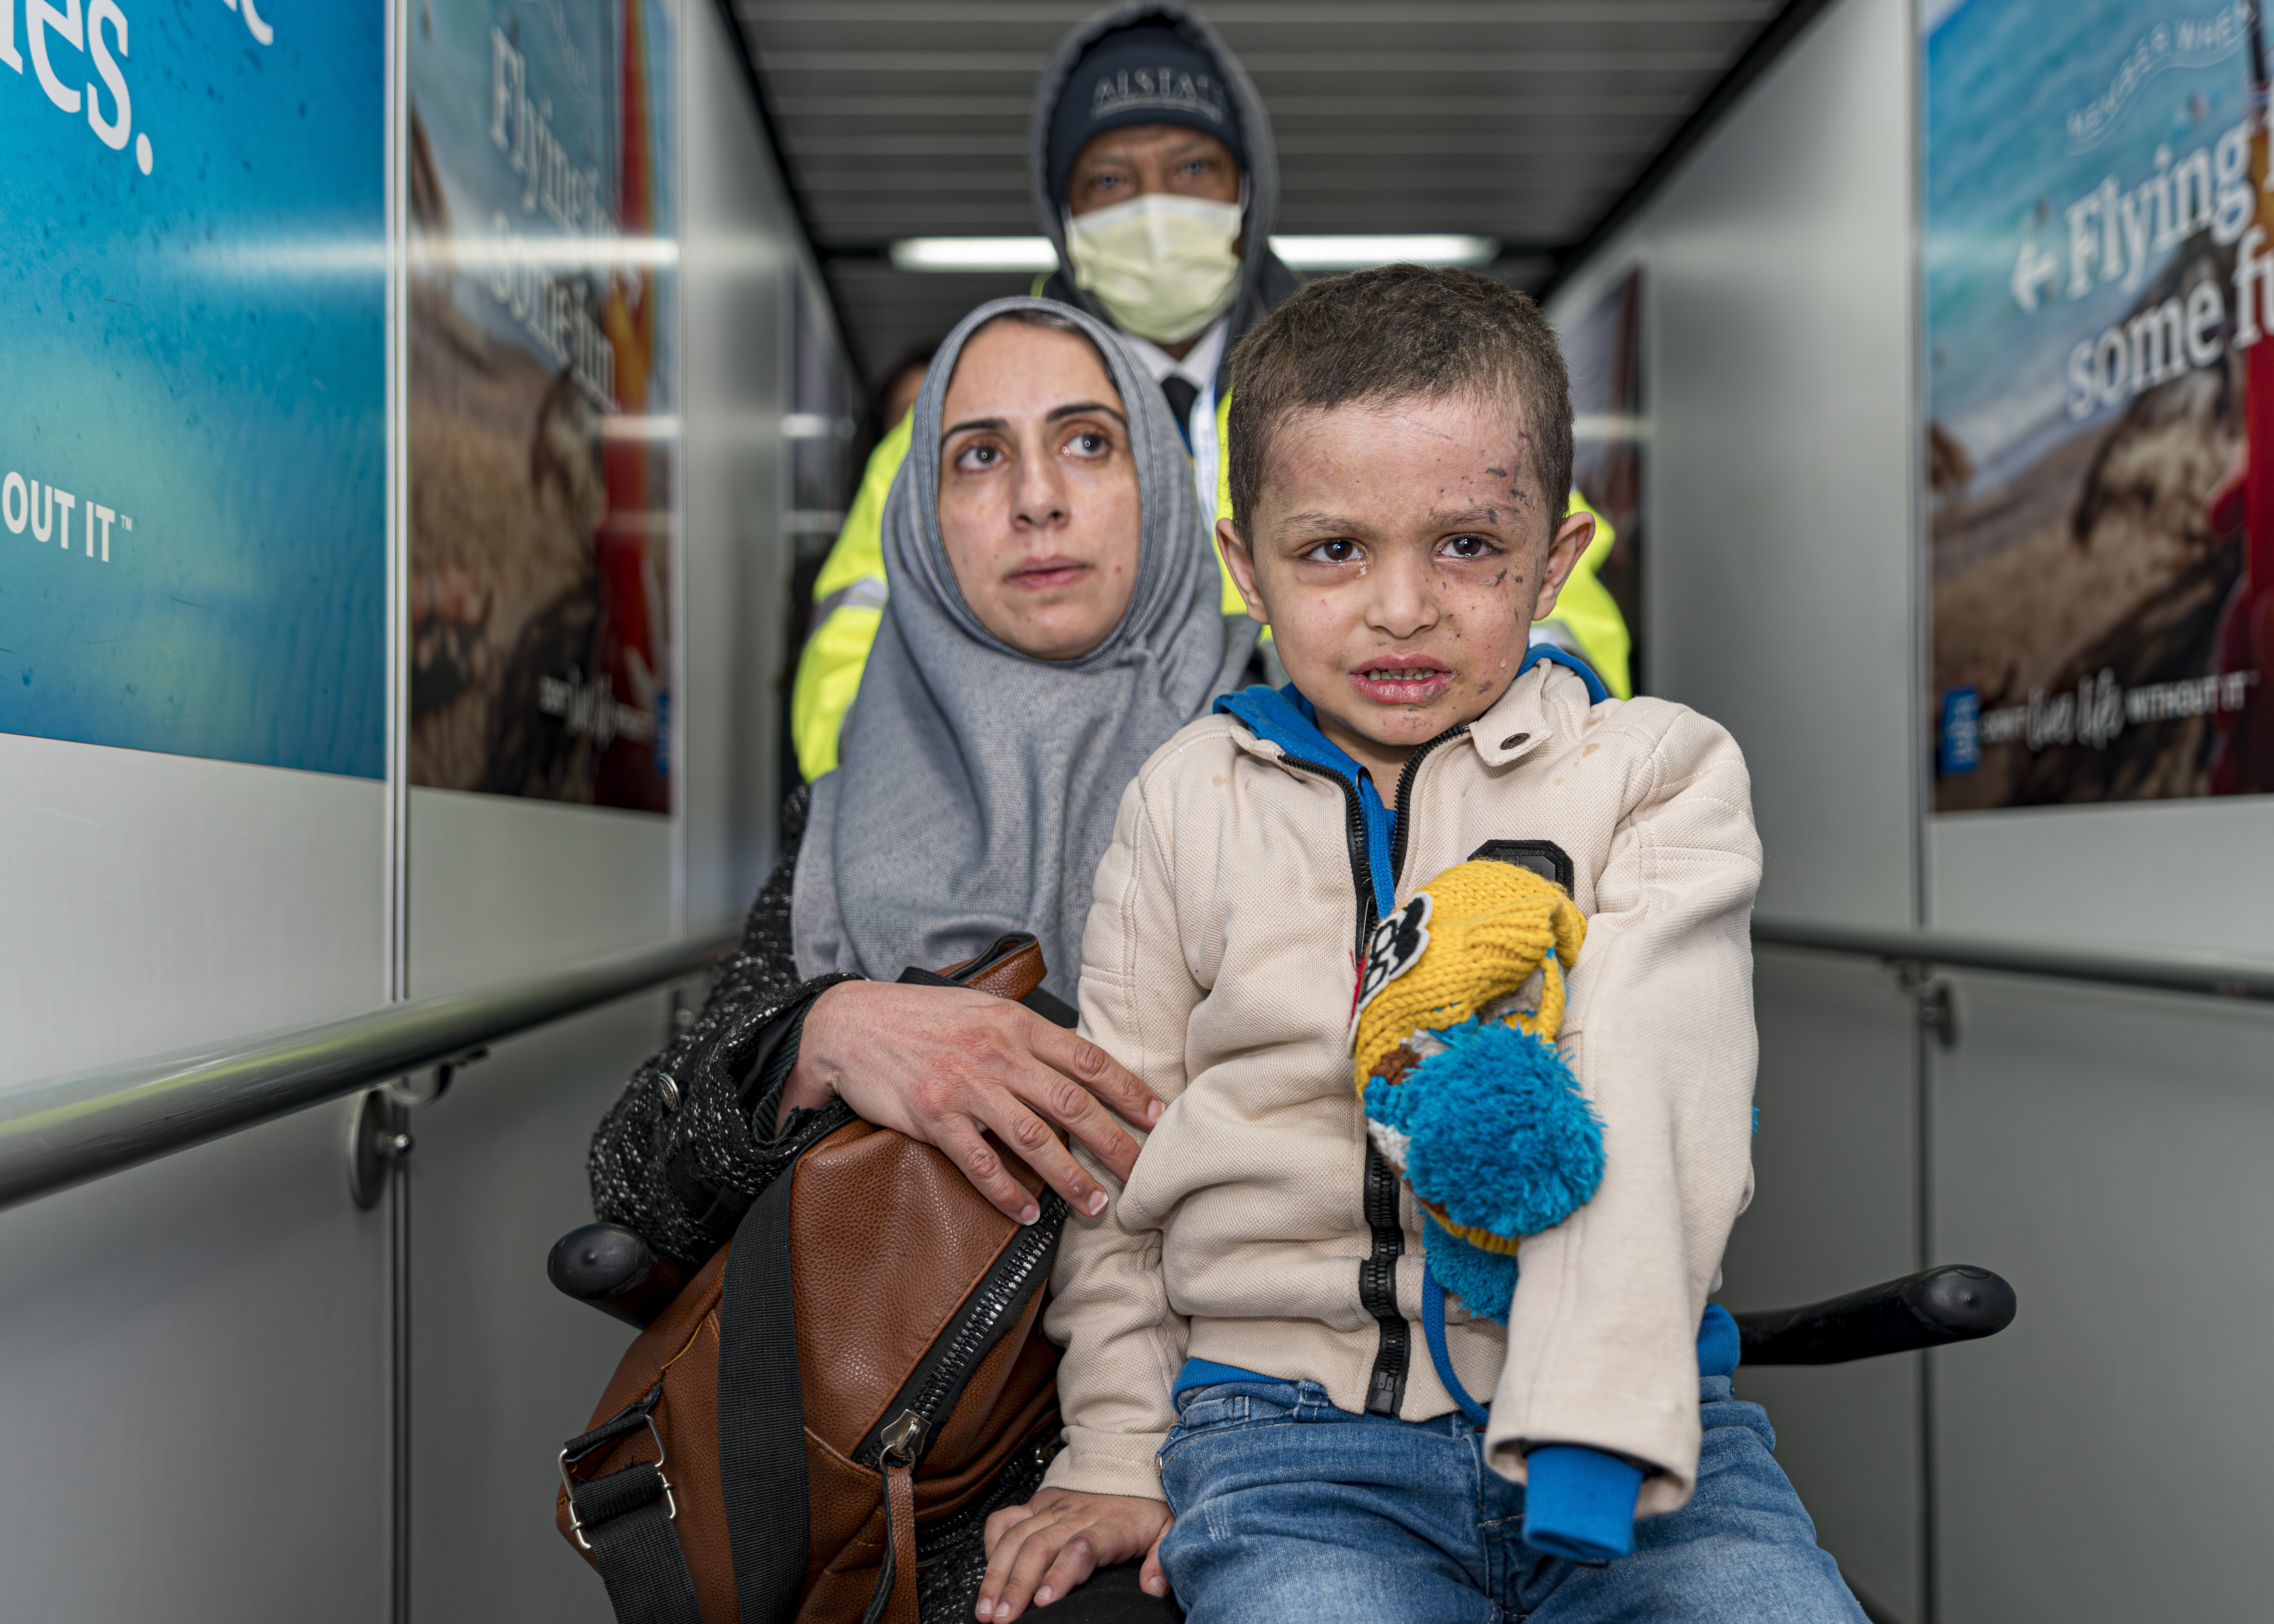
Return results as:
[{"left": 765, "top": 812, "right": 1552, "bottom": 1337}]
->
[{"left": 936, "top": 320, "right": 1141, "bottom": 661}]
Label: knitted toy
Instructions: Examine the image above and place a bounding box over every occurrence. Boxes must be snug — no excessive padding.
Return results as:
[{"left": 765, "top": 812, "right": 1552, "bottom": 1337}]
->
[{"left": 1352, "top": 858, "right": 1604, "bottom": 1327}]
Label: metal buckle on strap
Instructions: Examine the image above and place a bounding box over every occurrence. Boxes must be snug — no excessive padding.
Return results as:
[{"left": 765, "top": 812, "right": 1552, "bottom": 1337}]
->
[{"left": 560, "top": 1409, "right": 676, "bottom": 1552}]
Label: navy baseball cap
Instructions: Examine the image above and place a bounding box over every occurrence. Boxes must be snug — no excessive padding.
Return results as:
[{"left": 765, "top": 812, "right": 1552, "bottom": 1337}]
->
[{"left": 1047, "top": 23, "right": 1246, "bottom": 205}]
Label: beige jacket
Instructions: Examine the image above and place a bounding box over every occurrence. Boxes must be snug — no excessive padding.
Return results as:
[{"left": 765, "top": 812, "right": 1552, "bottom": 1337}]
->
[{"left": 1039, "top": 659, "right": 1762, "bottom": 1518}]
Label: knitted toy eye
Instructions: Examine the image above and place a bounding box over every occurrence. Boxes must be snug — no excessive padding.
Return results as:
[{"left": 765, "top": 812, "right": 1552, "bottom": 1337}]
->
[{"left": 1351, "top": 859, "right": 1604, "bottom": 1324}]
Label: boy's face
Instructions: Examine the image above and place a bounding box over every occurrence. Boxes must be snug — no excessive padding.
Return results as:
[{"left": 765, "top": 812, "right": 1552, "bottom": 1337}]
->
[{"left": 1219, "top": 392, "right": 1593, "bottom": 777}]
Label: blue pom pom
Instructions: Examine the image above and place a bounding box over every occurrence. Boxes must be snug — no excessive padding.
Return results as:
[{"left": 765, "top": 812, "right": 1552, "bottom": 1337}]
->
[
  {"left": 1364, "top": 1018, "right": 1605, "bottom": 1243},
  {"left": 1423, "top": 1214, "right": 1518, "bottom": 1324}
]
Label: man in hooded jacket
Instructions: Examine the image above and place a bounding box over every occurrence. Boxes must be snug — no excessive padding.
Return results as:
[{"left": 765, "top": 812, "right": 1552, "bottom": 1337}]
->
[
  {"left": 791, "top": 2, "right": 1634, "bottom": 782},
  {"left": 792, "top": 2, "right": 1288, "bottom": 783}
]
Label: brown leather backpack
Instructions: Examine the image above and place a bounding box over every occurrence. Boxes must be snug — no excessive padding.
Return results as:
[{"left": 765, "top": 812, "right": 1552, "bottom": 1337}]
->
[{"left": 556, "top": 936, "right": 1068, "bottom": 1624}]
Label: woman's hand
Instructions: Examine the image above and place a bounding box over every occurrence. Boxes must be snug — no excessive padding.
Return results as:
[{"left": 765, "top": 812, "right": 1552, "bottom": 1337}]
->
[
  {"left": 976, "top": 1488, "right": 1172, "bottom": 1619},
  {"left": 783, "top": 980, "right": 1162, "bottom": 1223}
]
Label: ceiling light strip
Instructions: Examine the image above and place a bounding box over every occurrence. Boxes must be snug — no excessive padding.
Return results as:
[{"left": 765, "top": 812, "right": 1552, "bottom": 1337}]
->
[{"left": 887, "top": 234, "right": 1500, "bottom": 273}]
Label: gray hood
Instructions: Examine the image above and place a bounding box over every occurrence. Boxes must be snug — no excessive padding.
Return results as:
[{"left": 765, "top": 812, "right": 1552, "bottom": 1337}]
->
[{"left": 1030, "top": 2, "right": 1298, "bottom": 390}]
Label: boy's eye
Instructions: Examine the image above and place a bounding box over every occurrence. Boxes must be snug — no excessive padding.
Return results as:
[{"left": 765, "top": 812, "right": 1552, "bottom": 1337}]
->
[
  {"left": 1440, "top": 534, "right": 1500, "bottom": 560},
  {"left": 1303, "top": 538, "right": 1361, "bottom": 564}
]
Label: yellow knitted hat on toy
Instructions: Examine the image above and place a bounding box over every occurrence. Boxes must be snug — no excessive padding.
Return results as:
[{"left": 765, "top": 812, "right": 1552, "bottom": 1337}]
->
[{"left": 1351, "top": 860, "right": 1586, "bottom": 1100}]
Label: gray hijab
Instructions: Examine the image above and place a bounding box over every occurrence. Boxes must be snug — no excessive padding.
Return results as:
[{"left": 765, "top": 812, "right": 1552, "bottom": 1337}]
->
[{"left": 793, "top": 297, "right": 1257, "bottom": 1001}]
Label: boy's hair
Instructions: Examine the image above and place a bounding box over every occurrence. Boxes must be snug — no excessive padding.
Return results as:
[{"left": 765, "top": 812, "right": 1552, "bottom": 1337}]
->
[{"left": 1225, "top": 265, "right": 1573, "bottom": 533}]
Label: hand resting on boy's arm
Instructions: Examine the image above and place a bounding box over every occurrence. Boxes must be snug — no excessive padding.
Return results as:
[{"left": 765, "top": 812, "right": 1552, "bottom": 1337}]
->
[
  {"left": 782, "top": 979, "right": 1162, "bottom": 1226},
  {"left": 976, "top": 1488, "right": 1173, "bottom": 1620}
]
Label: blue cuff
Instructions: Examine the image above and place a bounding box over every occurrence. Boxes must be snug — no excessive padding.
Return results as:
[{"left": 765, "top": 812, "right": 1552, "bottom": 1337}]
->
[
  {"left": 1522, "top": 1445, "right": 1642, "bottom": 1563},
  {"left": 1171, "top": 1358, "right": 1277, "bottom": 1400},
  {"left": 1696, "top": 1301, "right": 1740, "bottom": 1378}
]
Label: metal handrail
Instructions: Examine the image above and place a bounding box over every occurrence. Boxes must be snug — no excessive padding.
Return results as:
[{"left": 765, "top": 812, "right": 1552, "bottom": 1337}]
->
[
  {"left": 12, "top": 912, "right": 2260, "bottom": 1216},
  {"left": 0, "top": 924, "right": 741, "bottom": 1213},
  {"left": 1752, "top": 917, "right": 2274, "bottom": 1003}
]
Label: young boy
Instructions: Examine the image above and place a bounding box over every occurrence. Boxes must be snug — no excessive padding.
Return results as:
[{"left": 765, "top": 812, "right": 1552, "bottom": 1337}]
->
[{"left": 976, "top": 267, "right": 1862, "bottom": 1622}]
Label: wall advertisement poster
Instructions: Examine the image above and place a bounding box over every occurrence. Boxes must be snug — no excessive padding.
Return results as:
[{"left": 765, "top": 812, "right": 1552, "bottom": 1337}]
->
[
  {"left": 409, "top": 0, "right": 678, "bottom": 810},
  {"left": 1926, "top": 0, "right": 2274, "bottom": 810},
  {"left": 0, "top": 3, "right": 388, "bottom": 777}
]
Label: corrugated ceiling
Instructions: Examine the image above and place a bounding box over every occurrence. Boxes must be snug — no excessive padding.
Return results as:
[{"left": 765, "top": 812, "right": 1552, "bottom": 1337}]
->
[{"left": 731, "top": 1, "right": 1785, "bottom": 382}]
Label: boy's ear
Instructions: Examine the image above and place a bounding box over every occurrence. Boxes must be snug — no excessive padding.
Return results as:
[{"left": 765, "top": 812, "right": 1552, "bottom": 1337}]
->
[
  {"left": 1526, "top": 507, "right": 1595, "bottom": 625},
  {"left": 1217, "top": 518, "right": 1270, "bottom": 626}
]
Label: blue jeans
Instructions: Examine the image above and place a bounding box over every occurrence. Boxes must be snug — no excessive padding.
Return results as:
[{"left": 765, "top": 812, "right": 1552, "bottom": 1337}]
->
[{"left": 1154, "top": 1375, "right": 1865, "bottom": 1624}]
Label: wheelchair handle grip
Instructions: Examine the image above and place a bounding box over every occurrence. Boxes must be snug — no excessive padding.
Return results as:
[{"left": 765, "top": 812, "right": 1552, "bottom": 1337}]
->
[
  {"left": 1733, "top": 1264, "right": 2017, "bottom": 1365},
  {"left": 547, "top": 1222, "right": 688, "bottom": 1330}
]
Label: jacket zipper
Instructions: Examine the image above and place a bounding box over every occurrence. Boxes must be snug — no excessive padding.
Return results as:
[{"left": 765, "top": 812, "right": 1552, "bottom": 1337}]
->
[
  {"left": 1276, "top": 756, "right": 1377, "bottom": 955},
  {"left": 1389, "top": 726, "right": 1470, "bottom": 886},
  {"left": 1279, "top": 722, "right": 1472, "bottom": 944},
  {"left": 1275, "top": 755, "right": 1404, "bottom": 1410},
  {"left": 853, "top": 1191, "right": 1068, "bottom": 1471},
  {"left": 1369, "top": 727, "right": 1468, "bottom": 1413},
  {"left": 1275, "top": 723, "right": 1466, "bottom": 1416}
]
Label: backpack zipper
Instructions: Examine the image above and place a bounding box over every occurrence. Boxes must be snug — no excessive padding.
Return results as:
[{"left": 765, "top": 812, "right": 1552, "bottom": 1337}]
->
[
  {"left": 907, "top": 1428, "right": 1058, "bottom": 1570},
  {"left": 853, "top": 1191, "right": 1068, "bottom": 1471}
]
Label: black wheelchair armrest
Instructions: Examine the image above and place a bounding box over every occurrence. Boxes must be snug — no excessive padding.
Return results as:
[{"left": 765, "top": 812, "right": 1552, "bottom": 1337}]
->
[
  {"left": 1734, "top": 1264, "right": 2017, "bottom": 1365},
  {"left": 547, "top": 1223, "right": 687, "bottom": 1330}
]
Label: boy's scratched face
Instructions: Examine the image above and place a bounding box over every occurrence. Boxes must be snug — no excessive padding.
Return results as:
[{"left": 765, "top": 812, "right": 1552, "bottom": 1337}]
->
[{"left": 1219, "top": 392, "right": 1593, "bottom": 777}]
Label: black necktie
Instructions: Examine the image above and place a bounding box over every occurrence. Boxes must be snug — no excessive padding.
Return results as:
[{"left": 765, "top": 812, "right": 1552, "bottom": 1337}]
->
[{"left": 1159, "top": 375, "right": 1199, "bottom": 452}]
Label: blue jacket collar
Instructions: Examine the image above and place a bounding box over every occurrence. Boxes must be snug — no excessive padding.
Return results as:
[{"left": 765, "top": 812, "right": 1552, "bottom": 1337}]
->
[
  {"left": 1213, "top": 683, "right": 1362, "bottom": 784},
  {"left": 1213, "top": 682, "right": 1397, "bottom": 912},
  {"left": 1519, "top": 643, "right": 1611, "bottom": 704}
]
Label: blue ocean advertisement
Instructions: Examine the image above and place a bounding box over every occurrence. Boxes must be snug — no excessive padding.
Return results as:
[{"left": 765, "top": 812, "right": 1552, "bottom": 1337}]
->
[
  {"left": 1925, "top": 1, "right": 2274, "bottom": 810},
  {"left": 0, "top": 2, "right": 387, "bottom": 778}
]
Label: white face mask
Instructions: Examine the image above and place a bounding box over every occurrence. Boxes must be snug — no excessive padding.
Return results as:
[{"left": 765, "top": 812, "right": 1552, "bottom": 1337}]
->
[{"left": 1063, "top": 194, "right": 1243, "bottom": 345}]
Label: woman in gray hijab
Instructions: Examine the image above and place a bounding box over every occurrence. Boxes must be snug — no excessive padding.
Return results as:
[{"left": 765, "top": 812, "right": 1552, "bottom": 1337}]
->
[
  {"left": 585, "top": 296, "right": 1241, "bottom": 1622},
  {"left": 589, "top": 291, "right": 1252, "bottom": 1293},
  {"left": 793, "top": 296, "right": 1250, "bottom": 1008}
]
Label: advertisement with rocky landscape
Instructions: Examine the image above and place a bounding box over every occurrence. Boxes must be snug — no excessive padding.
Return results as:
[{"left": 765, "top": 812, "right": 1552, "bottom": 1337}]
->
[
  {"left": 1926, "top": 0, "right": 2274, "bottom": 810},
  {"left": 407, "top": 0, "right": 678, "bottom": 811}
]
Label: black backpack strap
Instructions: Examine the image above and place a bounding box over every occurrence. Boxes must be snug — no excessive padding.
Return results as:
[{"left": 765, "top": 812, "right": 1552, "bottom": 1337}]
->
[
  {"left": 720, "top": 1148, "right": 813, "bottom": 1624},
  {"left": 559, "top": 1384, "right": 704, "bottom": 1624},
  {"left": 720, "top": 1135, "right": 907, "bottom": 1624}
]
